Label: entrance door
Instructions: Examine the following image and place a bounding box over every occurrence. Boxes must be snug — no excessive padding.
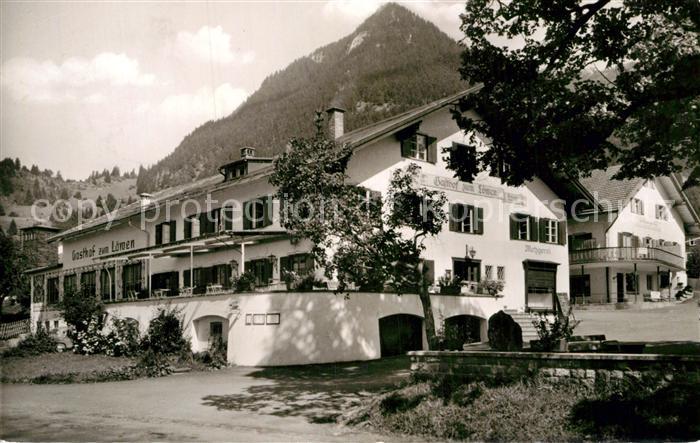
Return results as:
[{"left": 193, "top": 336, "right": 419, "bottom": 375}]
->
[
  {"left": 616, "top": 273, "right": 624, "bottom": 302},
  {"left": 443, "top": 315, "right": 482, "bottom": 350},
  {"left": 379, "top": 314, "right": 423, "bottom": 357},
  {"left": 525, "top": 261, "right": 557, "bottom": 311}
]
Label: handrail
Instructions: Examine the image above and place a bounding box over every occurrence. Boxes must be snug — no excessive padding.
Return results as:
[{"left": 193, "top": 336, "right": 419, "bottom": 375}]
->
[{"left": 569, "top": 246, "right": 684, "bottom": 269}]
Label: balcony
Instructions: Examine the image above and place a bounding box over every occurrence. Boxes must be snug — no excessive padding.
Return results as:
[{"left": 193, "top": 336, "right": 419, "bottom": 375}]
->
[{"left": 569, "top": 246, "right": 684, "bottom": 270}]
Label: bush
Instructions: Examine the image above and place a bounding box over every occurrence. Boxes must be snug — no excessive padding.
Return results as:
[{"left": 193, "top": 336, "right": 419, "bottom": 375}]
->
[
  {"left": 140, "top": 308, "right": 190, "bottom": 356},
  {"left": 531, "top": 308, "right": 579, "bottom": 351},
  {"left": 3, "top": 328, "right": 57, "bottom": 357},
  {"left": 193, "top": 337, "right": 228, "bottom": 369},
  {"left": 73, "top": 316, "right": 107, "bottom": 354},
  {"left": 104, "top": 317, "right": 140, "bottom": 357},
  {"left": 136, "top": 349, "right": 172, "bottom": 377},
  {"left": 59, "top": 289, "right": 104, "bottom": 334}
]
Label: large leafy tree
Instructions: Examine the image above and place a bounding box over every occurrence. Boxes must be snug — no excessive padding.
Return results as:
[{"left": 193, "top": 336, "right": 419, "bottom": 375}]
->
[
  {"left": 0, "top": 232, "right": 34, "bottom": 318},
  {"left": 451, "top": 0, "right": 700, "bottom": 186},
  {"left": 270, "top": 115, "right": 447, "bottom": 348}
]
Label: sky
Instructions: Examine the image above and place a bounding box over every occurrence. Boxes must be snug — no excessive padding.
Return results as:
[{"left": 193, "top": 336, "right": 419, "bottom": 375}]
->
[{"left": 0, "top": 1, "right": 465, "bottom": 180}]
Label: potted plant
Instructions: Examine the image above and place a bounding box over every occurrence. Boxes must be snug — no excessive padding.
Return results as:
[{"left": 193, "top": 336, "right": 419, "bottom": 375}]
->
[
  {"left": 480, "top": 278, "right": 505, "bottom": 296},
  {"left": 438, "top": 274, "right": 461, "bottom": 295}
]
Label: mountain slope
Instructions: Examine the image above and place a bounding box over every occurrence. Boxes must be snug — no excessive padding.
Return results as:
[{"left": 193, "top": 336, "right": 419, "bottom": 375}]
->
[{"left": 137, "top": 3, "right": 466, "bottom": 192}]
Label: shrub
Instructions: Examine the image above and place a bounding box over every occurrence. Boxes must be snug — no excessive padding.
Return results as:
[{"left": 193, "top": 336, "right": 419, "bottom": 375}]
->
[
  {"left": 193, "top": 337, "right": 228, "bottom": 369},
  {"left": 140, "top": 308, "right": 190, "bottom": 356},
  {"left": 478, "top": 278, "right": 504, "bottom": 296},
  {"left": 59, "top": 289, "right": 104, "bottom": 334},
  {"left": 531, "top": 308, "right": 579, "bottom": 351},
  {"left": 104, "top": 317, "right": 140, "bottom": 357},
  {"left": 73, "top": 316, "right": 107, "bottom": 355},
  {"left": 3, "top": 328, "right": 57, "bottom": 357},
  {"left": 137, "top": 349, "right": 172, "bottom": 377}
]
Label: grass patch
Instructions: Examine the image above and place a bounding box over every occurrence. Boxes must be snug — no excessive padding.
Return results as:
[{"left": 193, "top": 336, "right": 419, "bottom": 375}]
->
[
  {"left": 342, "top": 372, "right": 700, "bottom": 441},
  {"left": 1, "top": 353, "right": 138, "bottom": 383}
]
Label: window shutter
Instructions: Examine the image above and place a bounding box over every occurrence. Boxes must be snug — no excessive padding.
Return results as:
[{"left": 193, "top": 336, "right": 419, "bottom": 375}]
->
[
  {"left": 169, "top": 220, "right": 177, "bottom": 242},
  {"left": 475, "top": 206, "right": 484, "bottom": 235},
  {"left": 529, "top": 216, "right": 538, "bottom": 242},
  {"left": 423, "top": 259, "right": 435, "bottom": 285},
  {"left": 243, "top": 201, "right": 252, "bottom": 230},
  {"left": 538, "top": 218, "right": 547, "bottom": 243},
  {"left": 558, "top": 221, "right": 567, "bottom": 245},
  {"left": 264, "top": 260, "right": 273, "bottom": 284},
  {"left": 400, "top": 137, "right": 412, "bottom": 158},
  {"left": 427, "top": 136, "right": 437, "bottom": 164},
  {"left": 280, "top": 256, "right": 290, "bottom": 273},
  {"left": 155, "top": 224, "right": 162, "bottom": 245},
  {"left": 222, "top": 206, "right": 233, "bottom": 231},
  {"left": 632, "top": 235, "right": 640, "bottom": 247},
  {"left": 263, "top": 197, "right": 273, "bottom": 227},
  {"left": 509, "top": 213, "right": 518, "bottom": 240},
  {"left": 305, "top": 254, "right": 314, "bottom": 273},
  {"left": 449, "top": 204, "right": 458, "bottom": 232}
]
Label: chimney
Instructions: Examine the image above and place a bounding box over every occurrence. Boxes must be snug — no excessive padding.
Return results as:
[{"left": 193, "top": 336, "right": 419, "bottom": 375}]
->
[
  {"left": 241, "top": 147, "right": 256, "bottom": 159},
  {"left": 139, "top": 192, "right": 152, "bottom": 208},
  {"left": 326, "top": 106, "right": 345, "bottom": 139}
]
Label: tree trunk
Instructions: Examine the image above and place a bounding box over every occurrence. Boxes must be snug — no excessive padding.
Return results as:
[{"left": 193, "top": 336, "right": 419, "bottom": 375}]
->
[{"left": 417, "top": 262, "right": 437, "bottom": 350}]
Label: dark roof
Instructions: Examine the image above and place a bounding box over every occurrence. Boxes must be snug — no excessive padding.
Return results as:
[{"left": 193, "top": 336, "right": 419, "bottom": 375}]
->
[
  {"left": 338, "top": 86, "right": 482, "bottom": 148},
  {"left": 578, "top": 165, "right": 644, "bottom": 212},
  {"left": 20, "top": 224, "right": 61, "bottom": 232},
  {"left": 24, "top": 263, "right": 63, "bottom": 275}
]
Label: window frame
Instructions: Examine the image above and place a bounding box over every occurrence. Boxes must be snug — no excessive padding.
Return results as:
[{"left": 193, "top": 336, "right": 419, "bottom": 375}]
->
[{"left": 655, "top": 204, "right": 667, "bottom": 220}]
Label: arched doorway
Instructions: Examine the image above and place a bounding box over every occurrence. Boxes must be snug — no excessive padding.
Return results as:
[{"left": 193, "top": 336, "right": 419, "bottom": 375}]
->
[
  {"left": 379, "top": 314, "right": 423, "bottom": 357},
  {"left": 193, "top": 315, "right": 229, "bottom": 354},
  {"left": 443, "top": 315, "right": 484, "bottom": 350}
]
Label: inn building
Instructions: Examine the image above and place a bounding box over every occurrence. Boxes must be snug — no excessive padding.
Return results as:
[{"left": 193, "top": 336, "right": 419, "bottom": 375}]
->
[
  {"left": 567, "top": 167, "right": 700, "bottom": 304},
  {"left": 28, "top": 88, "right": 585, "bottom": 365}
]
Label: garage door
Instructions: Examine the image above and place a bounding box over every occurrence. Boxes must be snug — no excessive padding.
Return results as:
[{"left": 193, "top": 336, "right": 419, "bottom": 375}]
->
[{"left": 379, "top": 314, "right": 423, "bottom": 357}]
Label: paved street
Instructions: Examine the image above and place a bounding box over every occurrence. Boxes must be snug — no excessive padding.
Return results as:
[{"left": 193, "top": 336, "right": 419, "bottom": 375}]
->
[
  {"left": 1, "top": 357, "right": 411, "bottom": 442},
  {"left": 574, "top": 297, "right": 700, "bottom": 342}
]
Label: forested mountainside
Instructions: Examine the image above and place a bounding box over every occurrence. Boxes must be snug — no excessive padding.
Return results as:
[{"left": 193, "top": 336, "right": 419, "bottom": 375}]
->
[{"left": 136, "top": 3, "right": 466, "bottom": 193}]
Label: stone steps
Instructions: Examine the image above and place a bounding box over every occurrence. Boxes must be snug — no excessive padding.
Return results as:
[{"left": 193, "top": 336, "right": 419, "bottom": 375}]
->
[{"left": 504, "top": 310, "right": 539, "bottom": 344}]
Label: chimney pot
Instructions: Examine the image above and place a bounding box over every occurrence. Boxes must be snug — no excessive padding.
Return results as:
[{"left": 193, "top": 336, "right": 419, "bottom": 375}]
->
[
  {"left": 139, "top": 192, "right": 153, "bottom": 208},
  {"left": 326, "top": 106, "right": 345, "bottom": 139}
]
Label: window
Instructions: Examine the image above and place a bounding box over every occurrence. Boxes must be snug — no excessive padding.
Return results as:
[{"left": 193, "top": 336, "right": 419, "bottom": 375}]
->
[
  {"left": 646, "top": 274, "right": 654, "bottom": 291},
  {"left": 631, "top": 198, "right": 644, "bottom": 215},
  {"left": 245, "top": 258, "right": 273, "bottom": 287},
  {"left": 280, "top": 253, "right": 314, "bottom": 276},
  {"left": 449, "top": 204, "right": 483, "bottom": 234},
  {"left": 541, "top": 219, "right": 558, "bottom": 244},
  {"left": 152, "top": 271, "right": 179, "bottom": 294},
  {"left": 625, "top": 273, "right": 639, "bottom": 294},
  {"left": 155, "top": 220, "right": 176, "bottom": 245},
  {"left": 100, "top": 268, "right": 115, "bottom": 301},
  {"left": 63, "top": 274, "right": 77, "bottom": 295},
  {"left": 655, "top": 204, "right": 668, "bottom": 220},
  {"left": 47, "top": 277, "right": 59, "bottom": 305},
  {"left": 510, "top": 213, "right": 536, "bottom": 241},
  {"left": 184, "top": 264, "right": 231, "bottom": 293},
  {"left": 184, "top": 216, "right": 200, "bottom": 239},
  {"left": 484, "top": 265, "right": 493, "bottom": 280},
  {"left": 400, "top": 133, "right": 437, "bottom": 163},
  {"left": 453, "top": 258, "right": 480, "bottom": 282},
  {"left": 209, "top": 321, "right": 223, "bottom": 340},
  {"left": 199, "top": 209, "right": 220, "bottom": 235},
  {"left": 243, "top": 197, "right": 272, "bottom": 230},
  {"left": 122, "top": 263, "right": 142, "bottom": 298},
  {"left": 497, "top": 266, "right": 505, "bottom": 281},
  {"left": 80, "top": 271, "right": 96, "bottom": 297}
]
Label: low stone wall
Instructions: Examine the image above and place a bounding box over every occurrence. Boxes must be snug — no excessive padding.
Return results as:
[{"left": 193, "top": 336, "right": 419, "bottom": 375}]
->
[{"left": 409, "top": 350, "right": 700, "bottom": 384}]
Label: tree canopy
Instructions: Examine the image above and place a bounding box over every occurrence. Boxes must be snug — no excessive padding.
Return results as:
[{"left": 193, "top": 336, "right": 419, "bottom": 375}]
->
[
  {"left": 270, "top": 115, "right": 447, "bottom": 346},
  {"left": 452, "top": 0, "right": 700, "bottom": 186}
]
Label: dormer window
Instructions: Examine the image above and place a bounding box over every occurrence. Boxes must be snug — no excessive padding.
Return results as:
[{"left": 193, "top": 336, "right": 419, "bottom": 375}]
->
[{"left": 401, "top": 133, "right": 437, "bottom": 163}]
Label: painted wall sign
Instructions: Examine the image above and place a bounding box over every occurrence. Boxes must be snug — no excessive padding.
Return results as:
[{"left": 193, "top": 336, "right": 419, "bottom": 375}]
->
[
  {"left": 525, "top": 245, "right": 552, "bottom": 255},
  {"left": 419, "top": 173, "right": 526, "bottom": 206},
  {"left": 71, "top": 239, "right": 136, "bottom": 261}
]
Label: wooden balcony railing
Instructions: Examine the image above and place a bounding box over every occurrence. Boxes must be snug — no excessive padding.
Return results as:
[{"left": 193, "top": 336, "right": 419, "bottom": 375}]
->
[{"left": 569, "top": 246, "right": 684, "bottom": 269}]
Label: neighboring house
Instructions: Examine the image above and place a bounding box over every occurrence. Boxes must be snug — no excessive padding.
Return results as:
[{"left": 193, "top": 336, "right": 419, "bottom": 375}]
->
[
  {"left": 27, "top": 88, "right": 571, "bottom": 365},
  {"left": 19, "top": 225, "right": 61, "bottom": 268},
  {"left": 567, "top": 166, "right": 700, "bottom": 304}
]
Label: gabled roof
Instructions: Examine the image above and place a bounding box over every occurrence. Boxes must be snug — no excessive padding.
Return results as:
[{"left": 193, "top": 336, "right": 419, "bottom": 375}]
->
[
  {"left": 577, "top": 165, "right": 645, "bottom": 212},
  {"left": 338, "top": 85, "right": 482, "bottom": 148}
]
